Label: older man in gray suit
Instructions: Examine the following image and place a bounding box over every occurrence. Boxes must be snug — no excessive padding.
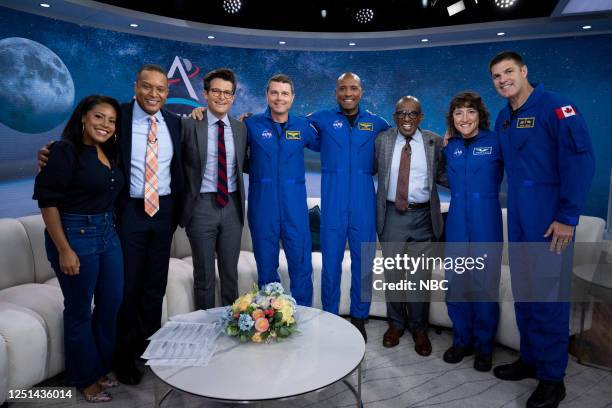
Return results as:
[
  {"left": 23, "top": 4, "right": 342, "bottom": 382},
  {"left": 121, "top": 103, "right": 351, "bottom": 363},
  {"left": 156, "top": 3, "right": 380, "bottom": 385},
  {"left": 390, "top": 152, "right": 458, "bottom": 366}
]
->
[
  {"left": 375, "top": 95, "right": 447, "bottom": 355},
  {"left": 181, "top": 68, "right": 247, "bottom": 310}
]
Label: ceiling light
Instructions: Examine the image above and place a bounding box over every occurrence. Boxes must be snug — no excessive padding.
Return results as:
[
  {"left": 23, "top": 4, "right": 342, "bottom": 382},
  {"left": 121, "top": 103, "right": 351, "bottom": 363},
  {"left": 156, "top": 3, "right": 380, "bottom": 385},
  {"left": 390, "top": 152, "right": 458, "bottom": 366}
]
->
[
  {"left": 40, "top": 3, "right": 50, "bottom": 7},
  {"left": 422, "top": 0, "right": 428, "bottom": 7},
  {"left": 421, "top": 38, "right": 429, "bottom": 42},
  {"left": 355, "top": 8, "right": 374, "bottom": 24},
  {"left": 207, "top": 35, "right": 215, "bottom": 39},
  {"left": 494, "top": 0, "right": 517, "bottom": 8},
  {"left": 321, "top": 9, "right": 327, "bottom": 18},
  {"left": 130, "top": 23, "right": 139, "bottom": 28},
  {"left": 497, "top": 32, "right": 505, "bottom": 36},
  {"left": 348, "top": 42, "right": 356, "bottom": 46},
  {"left": 223, "top": 0, "right": 241, "bottom": 14},
  {"left": 447, "top": 1, "right": 466, "bottom": 16},
  {"left": 582, "top": 25, "right": 592, "bottom": 30},
  {"left": 279, "top": 41, "right": 286, "bottom": 45}
]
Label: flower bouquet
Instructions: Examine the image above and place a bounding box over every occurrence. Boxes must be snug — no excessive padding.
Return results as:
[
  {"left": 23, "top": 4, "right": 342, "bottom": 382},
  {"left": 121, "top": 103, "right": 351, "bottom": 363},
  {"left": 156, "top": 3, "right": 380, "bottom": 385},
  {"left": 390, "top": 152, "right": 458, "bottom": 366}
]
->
[{"left": 223, "top": 282, "right": 297, "bottom": 343}]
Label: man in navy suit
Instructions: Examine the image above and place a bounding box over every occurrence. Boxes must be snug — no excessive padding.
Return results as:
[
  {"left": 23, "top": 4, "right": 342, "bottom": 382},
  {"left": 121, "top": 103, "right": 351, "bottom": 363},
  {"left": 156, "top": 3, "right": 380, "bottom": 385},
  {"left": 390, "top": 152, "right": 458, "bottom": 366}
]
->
[{"left": 112, "top": 64, "right": 184, "bottom": 384}]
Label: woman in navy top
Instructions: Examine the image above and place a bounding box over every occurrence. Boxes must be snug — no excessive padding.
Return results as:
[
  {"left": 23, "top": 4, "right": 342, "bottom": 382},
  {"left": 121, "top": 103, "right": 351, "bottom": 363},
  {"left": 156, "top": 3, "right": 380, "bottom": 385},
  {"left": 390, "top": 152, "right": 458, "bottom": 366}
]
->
[
  {"left": 442, "top": 92, "right": 504, "bottom": 372},
  {"left": 34, "top": 95, "right": 124, "bottom": 403}
]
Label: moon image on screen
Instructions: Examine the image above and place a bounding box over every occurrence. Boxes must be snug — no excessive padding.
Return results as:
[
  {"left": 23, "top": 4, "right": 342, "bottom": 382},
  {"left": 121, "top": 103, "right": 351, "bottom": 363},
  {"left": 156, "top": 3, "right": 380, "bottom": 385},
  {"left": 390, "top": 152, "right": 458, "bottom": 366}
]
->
[{"left": 0, "top": 37, "right": 75, "bottom": 134}]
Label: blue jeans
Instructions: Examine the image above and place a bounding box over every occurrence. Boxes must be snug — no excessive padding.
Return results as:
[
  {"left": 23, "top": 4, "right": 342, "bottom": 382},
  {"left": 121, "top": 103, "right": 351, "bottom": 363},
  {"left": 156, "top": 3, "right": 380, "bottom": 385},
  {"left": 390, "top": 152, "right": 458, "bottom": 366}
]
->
[{"left": 45, "top": 212, "right": 123, "bottom": 389}]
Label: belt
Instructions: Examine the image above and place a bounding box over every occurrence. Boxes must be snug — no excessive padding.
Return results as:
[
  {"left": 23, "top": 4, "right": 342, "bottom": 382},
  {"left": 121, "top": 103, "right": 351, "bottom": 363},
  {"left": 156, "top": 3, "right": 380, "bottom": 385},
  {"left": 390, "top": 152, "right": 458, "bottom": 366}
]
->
[
  {"left": 200, "top": 191, "right": 239, "bottom": 197},
  {"left": 387, "top": 200, "right": 430, "bottom": 209},
  {"left": 130, "top": 195, "right": 172, "bottom": 201}
]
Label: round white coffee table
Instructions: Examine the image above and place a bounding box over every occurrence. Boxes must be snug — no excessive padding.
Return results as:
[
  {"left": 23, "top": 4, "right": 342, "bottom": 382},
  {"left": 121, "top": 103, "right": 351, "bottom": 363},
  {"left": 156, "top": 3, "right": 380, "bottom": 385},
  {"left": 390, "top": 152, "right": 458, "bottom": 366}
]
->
[{"left": 150, "top": 306, "right": 366, "bottom": 407}]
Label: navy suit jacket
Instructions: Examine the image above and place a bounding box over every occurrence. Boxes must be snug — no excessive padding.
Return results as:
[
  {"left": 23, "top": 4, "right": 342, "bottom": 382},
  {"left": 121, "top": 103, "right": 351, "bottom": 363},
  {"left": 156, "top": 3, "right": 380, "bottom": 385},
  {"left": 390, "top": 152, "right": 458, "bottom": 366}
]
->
[{"left": 117, "top": 101, "right": 184, "bottom": 228}]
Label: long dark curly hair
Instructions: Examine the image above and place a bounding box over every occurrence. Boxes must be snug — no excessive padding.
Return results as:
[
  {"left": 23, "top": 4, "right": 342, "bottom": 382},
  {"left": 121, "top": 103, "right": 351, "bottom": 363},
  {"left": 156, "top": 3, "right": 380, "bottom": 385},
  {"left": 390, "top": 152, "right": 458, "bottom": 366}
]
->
[{"left": 61, "top": 94, "right": 122, "bottom": 162}]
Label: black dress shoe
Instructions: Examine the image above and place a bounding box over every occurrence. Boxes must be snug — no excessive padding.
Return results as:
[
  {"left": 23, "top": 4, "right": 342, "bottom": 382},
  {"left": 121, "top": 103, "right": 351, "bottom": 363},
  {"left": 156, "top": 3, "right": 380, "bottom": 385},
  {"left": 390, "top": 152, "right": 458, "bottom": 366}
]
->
[
  {"left": 350, "top": 317, "right": 367, "bottom": 343},
  {"left": 443, "top": 346, "right": 474, "bottom": 364},
  {"left": 114, "top": 361, "right": 143, "bottom": 385},
  {"left": 493, "top": 358, "right": 536, "bottom": 381},
  {"left": 474, "top": 351, "right": 493, "bottom": 372},
  {"left": 527, "top": 380, "right": 566, "bottom": 408}
]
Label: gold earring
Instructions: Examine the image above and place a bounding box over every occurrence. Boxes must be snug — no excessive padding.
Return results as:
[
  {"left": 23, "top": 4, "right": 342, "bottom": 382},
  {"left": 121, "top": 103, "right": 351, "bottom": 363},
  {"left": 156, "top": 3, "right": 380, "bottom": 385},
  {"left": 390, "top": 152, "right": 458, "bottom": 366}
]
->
[{"left": 82, "top": 123, "right": 85, "bottom": 135}]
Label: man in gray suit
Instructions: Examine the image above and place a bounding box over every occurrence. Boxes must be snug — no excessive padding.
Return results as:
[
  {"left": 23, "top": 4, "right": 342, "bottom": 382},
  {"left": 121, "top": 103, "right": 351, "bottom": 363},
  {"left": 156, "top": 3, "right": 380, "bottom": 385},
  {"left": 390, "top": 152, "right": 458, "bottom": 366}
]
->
[
  {"left": 374, "top": 95, "right": 447, "bottom": 355},
  {"left": 181, "top": 68, "right": 247, "bottom": 310}
]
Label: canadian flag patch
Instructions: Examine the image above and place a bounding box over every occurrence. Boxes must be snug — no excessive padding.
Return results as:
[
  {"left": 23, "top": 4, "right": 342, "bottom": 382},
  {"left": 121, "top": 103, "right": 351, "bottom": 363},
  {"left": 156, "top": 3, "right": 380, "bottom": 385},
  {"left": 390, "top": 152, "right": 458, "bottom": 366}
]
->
[{"left": 555, "top": 105, "right": 577, "bottom": 119}]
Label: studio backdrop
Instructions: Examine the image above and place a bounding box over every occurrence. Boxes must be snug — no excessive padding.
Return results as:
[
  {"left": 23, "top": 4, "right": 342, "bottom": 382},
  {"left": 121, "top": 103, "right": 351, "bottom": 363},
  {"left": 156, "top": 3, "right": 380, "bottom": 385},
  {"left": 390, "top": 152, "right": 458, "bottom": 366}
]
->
[{"left": 0, "top": 6, "right": 609, "bottom": 218}]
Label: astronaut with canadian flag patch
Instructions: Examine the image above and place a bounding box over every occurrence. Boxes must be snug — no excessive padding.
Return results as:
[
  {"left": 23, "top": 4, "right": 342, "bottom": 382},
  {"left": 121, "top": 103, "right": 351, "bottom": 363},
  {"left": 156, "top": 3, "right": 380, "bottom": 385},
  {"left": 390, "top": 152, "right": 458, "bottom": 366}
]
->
[
  {"left": 555, "top": 105, "right": 576, "bottom": 119},
  {"left": 490, "top": 51, "right": 595, "bottom": 408}
]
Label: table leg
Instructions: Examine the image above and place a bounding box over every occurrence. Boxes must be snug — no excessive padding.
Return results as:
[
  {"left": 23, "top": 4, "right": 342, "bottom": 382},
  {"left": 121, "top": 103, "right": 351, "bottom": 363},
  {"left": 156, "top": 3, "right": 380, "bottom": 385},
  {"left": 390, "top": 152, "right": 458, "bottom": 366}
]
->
[
  {"left": 152, "top": 369, "right": 174, "bottom": 407},
  {"left": 153, "top": 369, "right": 160, "bottom": 407},
  {"left": 357, "top": 362, "right": 362, "bottom": 408},
  {"left": 577, "top": 300, "right": 587, "bottom": 364},
  {"left": 341, "top": 362, "right": 363, "bottom": 408}
]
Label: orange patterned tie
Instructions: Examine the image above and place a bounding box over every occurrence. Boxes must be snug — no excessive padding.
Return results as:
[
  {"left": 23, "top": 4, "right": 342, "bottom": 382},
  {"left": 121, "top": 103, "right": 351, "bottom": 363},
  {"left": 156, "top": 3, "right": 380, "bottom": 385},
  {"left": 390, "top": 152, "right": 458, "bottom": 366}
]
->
[{"left": 144, "top": 116, "right": 159, "bottom": 217}]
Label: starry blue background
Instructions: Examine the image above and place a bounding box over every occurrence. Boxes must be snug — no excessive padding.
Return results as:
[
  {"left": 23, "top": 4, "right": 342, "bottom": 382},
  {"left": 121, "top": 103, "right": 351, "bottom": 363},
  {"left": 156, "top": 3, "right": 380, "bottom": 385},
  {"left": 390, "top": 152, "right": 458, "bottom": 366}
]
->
[{"left": 0, "top": 6, "right": 609, "bottom": 220}]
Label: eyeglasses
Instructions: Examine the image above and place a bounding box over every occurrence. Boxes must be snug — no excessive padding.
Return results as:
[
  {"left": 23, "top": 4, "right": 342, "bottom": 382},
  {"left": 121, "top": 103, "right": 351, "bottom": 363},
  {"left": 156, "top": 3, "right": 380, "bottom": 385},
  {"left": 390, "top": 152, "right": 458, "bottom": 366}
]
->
[
  {"left": 394, "top": 110, "right": 421, "bottom": 120},
  {"left": 209, "top": 88, "right": 235, "bottom": 99}
]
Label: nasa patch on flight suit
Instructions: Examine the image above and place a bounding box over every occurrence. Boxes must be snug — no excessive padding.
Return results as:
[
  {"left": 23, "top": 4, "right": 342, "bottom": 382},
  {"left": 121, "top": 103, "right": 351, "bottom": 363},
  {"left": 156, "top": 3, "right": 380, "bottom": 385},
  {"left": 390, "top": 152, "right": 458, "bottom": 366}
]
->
[
  {"left": 473, "top": 146, "right": 492, "bottom": 155},
  {"left": 285, "top": 130, "right": 301, "bottom": 140},
  {"left": 358, "top": 122, "right": 373, "bottom": 131},
  {"left": 516, "top": 117, "right": 535, "bottom": 128}
]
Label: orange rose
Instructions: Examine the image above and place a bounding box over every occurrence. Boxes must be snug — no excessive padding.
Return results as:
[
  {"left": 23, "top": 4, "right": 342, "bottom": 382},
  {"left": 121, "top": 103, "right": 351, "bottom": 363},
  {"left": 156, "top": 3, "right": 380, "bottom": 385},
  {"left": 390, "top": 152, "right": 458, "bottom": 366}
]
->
[
  {"left": 252, "top": 309, "right": 265, "bottom": 320},
  {"left": 254, "top": 317, "right": 270, "bottom": 333}
]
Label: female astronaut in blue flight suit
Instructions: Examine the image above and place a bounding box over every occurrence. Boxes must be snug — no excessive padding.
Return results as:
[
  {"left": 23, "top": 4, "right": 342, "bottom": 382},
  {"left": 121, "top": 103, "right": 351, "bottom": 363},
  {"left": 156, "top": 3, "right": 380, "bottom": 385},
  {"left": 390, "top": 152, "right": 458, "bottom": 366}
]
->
[{"left": 442, "top": 91, "right": 503, "bottom": 372}]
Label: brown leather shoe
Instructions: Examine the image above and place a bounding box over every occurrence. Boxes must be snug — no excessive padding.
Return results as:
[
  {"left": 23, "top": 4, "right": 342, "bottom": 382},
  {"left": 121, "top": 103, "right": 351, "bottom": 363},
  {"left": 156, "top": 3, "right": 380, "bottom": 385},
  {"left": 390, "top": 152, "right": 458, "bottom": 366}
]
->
[
  {"left": 383, "top": 326, "right": 404, "bottom": 348},
  {"left": 413, "top": 331, "right": 432, "bottom": 356}
]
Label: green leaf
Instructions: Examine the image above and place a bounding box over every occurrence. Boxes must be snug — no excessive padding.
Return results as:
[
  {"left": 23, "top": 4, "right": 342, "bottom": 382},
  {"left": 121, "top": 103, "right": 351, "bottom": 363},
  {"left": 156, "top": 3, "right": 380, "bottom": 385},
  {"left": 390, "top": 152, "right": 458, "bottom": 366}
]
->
[{"left": 227, "top": 325, "right": 239, "bottom": 336}]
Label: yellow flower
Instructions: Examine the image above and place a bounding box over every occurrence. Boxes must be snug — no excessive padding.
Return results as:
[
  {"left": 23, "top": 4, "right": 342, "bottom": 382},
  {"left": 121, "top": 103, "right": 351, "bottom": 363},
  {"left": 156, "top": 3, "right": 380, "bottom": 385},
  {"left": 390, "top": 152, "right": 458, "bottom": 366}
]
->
[
  {"left": 281, "top": 305, "right": 293, "bottom": 323},
  {"left": 251, "top": 332, "right": 263, "bottom": 343},
  {"left": 232, "top": 293, "right": 254, "bottom": 312}
]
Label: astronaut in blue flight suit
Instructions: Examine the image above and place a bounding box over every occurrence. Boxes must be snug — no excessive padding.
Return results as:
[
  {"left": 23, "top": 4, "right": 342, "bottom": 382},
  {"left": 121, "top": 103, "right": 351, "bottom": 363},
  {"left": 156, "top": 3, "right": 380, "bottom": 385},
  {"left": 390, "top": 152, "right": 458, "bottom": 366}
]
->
[
  {"left": 489, "top": 52, "right": 595, "bottom": 408},
  {"left": 442, "top": 92, "right": 503, "bottom": 373},
  {"left": 308, "top": 73, "right": 390, "bottom": 341},
  {"left": 244, "top": 74, "right": 319, "bottom": 307}
]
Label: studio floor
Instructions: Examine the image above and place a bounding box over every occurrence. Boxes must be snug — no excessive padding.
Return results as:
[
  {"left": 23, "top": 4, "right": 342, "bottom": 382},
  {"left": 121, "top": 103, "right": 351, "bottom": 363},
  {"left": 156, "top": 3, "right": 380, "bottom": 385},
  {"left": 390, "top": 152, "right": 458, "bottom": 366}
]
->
[{"left": 20, "top": 318, "right": 612, "bottom": 408}]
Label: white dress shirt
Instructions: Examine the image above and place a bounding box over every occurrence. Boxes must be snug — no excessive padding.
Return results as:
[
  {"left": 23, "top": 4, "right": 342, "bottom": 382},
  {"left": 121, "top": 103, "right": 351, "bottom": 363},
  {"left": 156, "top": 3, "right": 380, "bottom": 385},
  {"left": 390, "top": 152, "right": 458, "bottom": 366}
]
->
[
  {"left": 200, "top": 110, "right": 237, "bottom": 193},
  {"left": 387, "top": 129, "right": 430, "bottom": 204},
  {"left": 129, "top": 102, "right": 173, "bottom": 198}
]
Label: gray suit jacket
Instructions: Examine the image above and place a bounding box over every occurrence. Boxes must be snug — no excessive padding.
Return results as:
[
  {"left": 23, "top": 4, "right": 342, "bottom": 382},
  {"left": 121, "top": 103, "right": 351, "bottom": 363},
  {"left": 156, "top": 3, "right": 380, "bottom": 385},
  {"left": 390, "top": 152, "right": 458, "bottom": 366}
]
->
[
  {"left": 374, "top": 127, "right": 448, "bottom": 239},
  {"left": 180, "top": 115, "right": 247, "bottom": 227}
]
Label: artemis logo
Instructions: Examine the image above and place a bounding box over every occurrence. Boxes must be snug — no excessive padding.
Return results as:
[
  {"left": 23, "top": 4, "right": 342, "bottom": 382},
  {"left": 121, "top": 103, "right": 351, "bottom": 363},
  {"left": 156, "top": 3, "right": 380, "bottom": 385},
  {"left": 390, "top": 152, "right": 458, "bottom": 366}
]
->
[{"left": 167, "top": 56, "right": 200, "bottom": 101}]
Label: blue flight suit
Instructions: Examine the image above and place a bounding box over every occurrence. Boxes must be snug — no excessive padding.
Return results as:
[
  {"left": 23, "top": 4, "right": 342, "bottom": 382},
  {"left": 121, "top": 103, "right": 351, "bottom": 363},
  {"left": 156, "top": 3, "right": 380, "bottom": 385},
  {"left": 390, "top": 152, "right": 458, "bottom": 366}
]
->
[
  {"left": 245, "top": 109, "right": 320, "bottom": 306},
  {"left": 443, "top": 129, "right": 503, "bottom": 354},
  {"left": 494, "top": 83, "right": 595, "bottom": 381},
  {"left": 308, "top": 107, "right": 390, "bottom": 318}
]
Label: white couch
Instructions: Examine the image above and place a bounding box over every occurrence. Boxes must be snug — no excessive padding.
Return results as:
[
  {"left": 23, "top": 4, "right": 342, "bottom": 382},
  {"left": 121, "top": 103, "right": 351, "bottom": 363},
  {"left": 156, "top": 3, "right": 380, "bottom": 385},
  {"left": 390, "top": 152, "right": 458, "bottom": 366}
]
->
[
  {"left": 0, "top": 200, "right": 605, "bottom": 404},
  {"left": 165, "top": 199, "right": 606, "bottom": 349}
]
